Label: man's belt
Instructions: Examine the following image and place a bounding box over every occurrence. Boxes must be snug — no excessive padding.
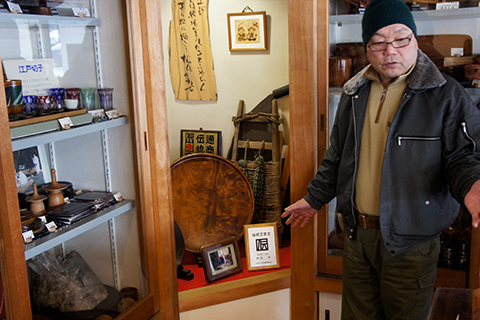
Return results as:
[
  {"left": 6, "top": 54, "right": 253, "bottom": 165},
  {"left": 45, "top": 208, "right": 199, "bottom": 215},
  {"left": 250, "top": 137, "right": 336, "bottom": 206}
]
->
[{"left": 356, "top": 212, "right": 380, "bottom": 229}]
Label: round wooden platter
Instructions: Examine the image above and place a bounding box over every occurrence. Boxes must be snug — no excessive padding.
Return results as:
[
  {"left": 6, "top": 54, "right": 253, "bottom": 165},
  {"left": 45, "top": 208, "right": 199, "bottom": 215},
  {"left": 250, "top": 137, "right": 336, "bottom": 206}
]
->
[{"left": 171, "top": 154, "right": 254, "bottom": 253}]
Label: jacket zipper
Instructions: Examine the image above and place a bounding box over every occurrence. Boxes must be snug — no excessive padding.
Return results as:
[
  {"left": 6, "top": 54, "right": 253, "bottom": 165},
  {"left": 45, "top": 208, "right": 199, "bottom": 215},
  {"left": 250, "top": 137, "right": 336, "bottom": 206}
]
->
[
  {"left": 462, "top": 122, "right": 477, "bottom": 151},
  {"left": 397, "top": 136, "right": 440, "bottom": 146},
  {"left": 351, "top": 95, "right": 358, "bottom": 229},
  {"left": 374, "top": 86, "right": 387, "bottom": 124}
]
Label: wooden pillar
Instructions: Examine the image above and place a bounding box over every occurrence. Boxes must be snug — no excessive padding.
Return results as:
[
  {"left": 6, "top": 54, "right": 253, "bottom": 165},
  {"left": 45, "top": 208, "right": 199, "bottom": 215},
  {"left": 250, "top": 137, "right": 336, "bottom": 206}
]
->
[
  {"left": 0, "top": 60, "right": 32, "bottom": 319},
  {"left": 288, "top": 0, "right": 330, "bottom": 318},
  {"left": 126, "top": 1, "right": 179, "bottom": 318}
]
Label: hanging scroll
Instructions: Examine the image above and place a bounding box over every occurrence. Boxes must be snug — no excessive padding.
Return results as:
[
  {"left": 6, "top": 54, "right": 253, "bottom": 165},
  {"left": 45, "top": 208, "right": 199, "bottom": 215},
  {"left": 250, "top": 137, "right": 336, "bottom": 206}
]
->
[{"left": 169, "top": 0, "right": 218, "bottom": 101}]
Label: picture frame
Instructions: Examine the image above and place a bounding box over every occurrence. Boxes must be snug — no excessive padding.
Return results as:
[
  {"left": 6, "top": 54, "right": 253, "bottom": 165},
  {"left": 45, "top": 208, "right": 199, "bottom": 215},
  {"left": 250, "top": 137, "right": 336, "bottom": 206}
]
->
[
  {"left": 227, "top": 11, "right": 268, "bottom": 52},
  {"left": 180, "top": 129, "right": 222, "bottom": 157},
  {"left": 14, "top": 145, "right": 51, "bottom": 194},
  {"left": 200, "top": 236, "right": 243, "bottom": 282},
  {"left": 244, "top": 222, "right": 280, "bottom": 271}
]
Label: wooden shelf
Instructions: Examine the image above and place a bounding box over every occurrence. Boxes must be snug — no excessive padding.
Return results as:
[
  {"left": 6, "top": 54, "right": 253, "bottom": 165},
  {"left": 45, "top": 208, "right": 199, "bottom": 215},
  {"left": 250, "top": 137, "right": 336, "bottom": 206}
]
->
[{"left": 178, "top": 269, "right": 291, "bottom": 312}]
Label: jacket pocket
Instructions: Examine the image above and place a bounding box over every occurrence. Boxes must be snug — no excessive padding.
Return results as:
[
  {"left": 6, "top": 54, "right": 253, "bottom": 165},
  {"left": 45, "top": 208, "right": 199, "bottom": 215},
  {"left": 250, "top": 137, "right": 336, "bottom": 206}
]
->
[{"left": 397, "top": 136, "right": 441, "bottom": 146}]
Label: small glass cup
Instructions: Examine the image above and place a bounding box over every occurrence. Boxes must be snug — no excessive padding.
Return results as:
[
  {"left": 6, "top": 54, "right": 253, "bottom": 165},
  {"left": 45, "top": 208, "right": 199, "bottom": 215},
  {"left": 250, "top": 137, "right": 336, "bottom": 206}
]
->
[
  {"left": 48, "top": 88, "right": 65, "bottom": 109},
  {"left": 22, "top": 95, "right": 37, "bottom": 114},
  {"left": 97, "top": 88, "right": 114, "bottom": 111},
  {"left": 80, "top": 88, "right": 96, "bottom": 110},
  {"left": 35, "top": 95, "right": 57, "bottom": 111},
  {"left": 66, "top": 87, "right": 81, "bottom": 106}
]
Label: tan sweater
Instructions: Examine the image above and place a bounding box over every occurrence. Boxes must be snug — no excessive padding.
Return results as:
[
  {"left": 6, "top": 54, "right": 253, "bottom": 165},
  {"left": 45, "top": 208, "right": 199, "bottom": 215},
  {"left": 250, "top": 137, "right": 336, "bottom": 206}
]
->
[{"left": 355, "top": 66, "right": 412, "bottom": 216}]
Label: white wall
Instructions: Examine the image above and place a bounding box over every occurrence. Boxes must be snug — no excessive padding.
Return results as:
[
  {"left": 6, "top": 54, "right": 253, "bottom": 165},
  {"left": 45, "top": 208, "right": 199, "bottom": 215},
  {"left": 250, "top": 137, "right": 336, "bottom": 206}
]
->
[
  {"left": 180, "top": 289, "right": 291, "bottom": 320},
  {"left": 160, "top": 0, "right": 289, "bottom": 162},
  {"left": 319, "top": 292, "right": 342, "bottom": 320}
]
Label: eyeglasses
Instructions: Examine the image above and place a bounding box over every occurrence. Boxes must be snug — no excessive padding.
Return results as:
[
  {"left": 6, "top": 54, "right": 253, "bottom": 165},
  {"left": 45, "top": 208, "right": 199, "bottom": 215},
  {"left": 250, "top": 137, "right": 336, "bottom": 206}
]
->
[{"left": 367, "top": 33, "right": 414, "bottom": 52}]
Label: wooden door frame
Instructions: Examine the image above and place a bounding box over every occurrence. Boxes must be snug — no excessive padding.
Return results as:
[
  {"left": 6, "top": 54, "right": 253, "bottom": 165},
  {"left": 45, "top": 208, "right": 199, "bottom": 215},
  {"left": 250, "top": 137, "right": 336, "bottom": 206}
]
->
[
  {"left": 0, "top": 60, "right": 32, "bottom": 320},
  {"left": 288, "top": 0, "right": 330, "bottom": 319},
  {"left": 125, "top": 0, "right": 179, "bottom": 319}
]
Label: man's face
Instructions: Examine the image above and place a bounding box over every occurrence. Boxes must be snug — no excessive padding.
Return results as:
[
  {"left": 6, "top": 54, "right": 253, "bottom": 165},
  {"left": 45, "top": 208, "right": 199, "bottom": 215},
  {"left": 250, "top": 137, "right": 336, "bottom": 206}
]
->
[{"left": 366, "top": 23, "right": 418, "bottom": 86}]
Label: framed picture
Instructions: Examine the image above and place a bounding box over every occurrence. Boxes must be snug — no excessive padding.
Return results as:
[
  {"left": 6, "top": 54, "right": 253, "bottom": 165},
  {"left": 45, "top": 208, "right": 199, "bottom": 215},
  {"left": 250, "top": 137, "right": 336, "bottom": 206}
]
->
[
  {"left": 244, "top": 222, "right": 280, "bottom": 271},
  {"left": 200, "top": 236, "right": 243, "bottom": 282},
  {"left": 227, "top": 11, "right": 268, "bottom": 52},
  {"left": 13, "top": 146, "right": 51, "bottom": 194},
  {"left": 180, "top": 129, "right": 222, "bottom": 157}
]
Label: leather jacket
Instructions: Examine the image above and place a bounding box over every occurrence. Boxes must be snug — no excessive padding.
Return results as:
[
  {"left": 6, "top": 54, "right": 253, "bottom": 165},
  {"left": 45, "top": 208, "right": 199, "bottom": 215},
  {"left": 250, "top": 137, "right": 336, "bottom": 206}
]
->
[{"left": 304, "top": 50, "right": 480, "bottom": 255}]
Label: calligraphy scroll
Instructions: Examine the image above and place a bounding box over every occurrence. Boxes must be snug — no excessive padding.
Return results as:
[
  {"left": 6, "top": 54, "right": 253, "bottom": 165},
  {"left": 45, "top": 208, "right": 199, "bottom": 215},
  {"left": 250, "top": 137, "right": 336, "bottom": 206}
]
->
[{"left": 169, "top": 0, "right": 217, "bottom": 101}]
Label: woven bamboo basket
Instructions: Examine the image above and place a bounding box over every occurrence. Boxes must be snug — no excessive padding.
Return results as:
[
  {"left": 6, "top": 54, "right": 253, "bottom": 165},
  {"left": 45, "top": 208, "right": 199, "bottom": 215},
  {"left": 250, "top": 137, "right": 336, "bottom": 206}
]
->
[{"left": 232, "top": 159, "right": 283, "bottom": 236}]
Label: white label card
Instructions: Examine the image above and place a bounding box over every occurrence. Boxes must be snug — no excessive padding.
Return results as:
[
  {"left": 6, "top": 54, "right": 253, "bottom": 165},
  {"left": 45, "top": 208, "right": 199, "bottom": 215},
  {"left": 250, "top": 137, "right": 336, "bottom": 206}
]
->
[
  {"left": 88, "top": 109, "right": 106, "bottom": 119},
  {"left": 105, "top": 109, "right": 122, "bottom": 119},
  {"left": 451, "top": 48, "right": 464, "bottom": 56},
  {"left": 23, "top": 230, "right": 34, "bottom": 243},
  {"left": 436, "top": 2, "right": 459, "bottom": 10},
  {"left": 58, "top": 117, "right": 73, "bottom": 130},
  {"left": 46, "top": 221, "right": 57, "bottom": 232},
  {"left": 113, "top": 192, "right": 124, "bottom": 202},
  {"left": 6, "top": 1, "right": 22, "bottom": 13},
  {"left": 3, "top": 58, "right": 60, "bottom": 96},
  {"left": 72, "top": 7, "right": 91, "bottom": 17}
]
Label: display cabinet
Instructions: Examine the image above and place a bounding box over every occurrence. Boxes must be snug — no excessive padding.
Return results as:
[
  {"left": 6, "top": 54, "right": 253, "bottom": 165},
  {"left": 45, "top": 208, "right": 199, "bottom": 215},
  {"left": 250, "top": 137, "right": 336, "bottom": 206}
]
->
[
  {"left": 0, "top": 1, "right": 178, "bottom": 319},
  {"left": 289, "top": 1, "right": 480, "bottom": 319}
]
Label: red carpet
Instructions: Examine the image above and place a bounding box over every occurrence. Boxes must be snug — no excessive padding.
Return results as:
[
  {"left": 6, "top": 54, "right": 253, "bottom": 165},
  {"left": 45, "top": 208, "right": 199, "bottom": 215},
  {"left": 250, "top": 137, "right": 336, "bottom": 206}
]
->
[{"left": 177, "top": 240, "right": 291, "bottom": 291}]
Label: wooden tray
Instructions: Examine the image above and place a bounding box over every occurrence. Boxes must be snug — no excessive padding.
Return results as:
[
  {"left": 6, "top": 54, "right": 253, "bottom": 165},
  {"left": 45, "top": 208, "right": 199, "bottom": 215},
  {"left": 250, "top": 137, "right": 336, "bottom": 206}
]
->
[
  {"left": 171, "top": 153, "right": 254, "bottom": 253},
  {"left": 9, "top": 108, "right": 87, "bottom": 128}
]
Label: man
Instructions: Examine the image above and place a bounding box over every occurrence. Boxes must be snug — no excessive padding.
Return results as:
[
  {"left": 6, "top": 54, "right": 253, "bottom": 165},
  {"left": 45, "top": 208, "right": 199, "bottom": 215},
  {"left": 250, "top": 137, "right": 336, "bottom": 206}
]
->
[
  {"left": 281, "top": 0, "right": 480, "bottom": 319},
  {"left": 31, "top": 153, "right": 40, "bottom": 176}
]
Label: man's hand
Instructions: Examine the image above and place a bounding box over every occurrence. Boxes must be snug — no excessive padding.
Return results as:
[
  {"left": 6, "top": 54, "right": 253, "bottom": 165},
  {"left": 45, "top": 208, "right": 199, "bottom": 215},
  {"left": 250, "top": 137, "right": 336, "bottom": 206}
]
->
[
  {"left": 281, "top": 198, "right": 318, "bottom": 228},
  {"left": 464, "top": 179, "right": 480, "bottom": 228}
]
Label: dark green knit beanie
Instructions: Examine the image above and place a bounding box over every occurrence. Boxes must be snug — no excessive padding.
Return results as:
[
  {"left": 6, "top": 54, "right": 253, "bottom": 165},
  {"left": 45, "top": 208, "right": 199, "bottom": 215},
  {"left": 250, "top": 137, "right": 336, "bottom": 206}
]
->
[{"left": 362, "top": 0, "right": 417, "bottom": 50}]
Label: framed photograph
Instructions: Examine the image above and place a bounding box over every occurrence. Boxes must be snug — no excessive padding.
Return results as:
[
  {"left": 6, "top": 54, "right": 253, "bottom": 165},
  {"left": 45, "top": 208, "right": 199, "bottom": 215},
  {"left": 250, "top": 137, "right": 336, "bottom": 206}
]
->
[
  {"left": 227, "top": 11, "right": 268, "bottom": 52},
  {"left": 13, "top": 146, "right": 51, "bottom": 194},
  {"left": 180, "top": 129, "right": 222, "bottom": 157},
  {"left": 244, "top": 222, "right": 280, "bottom": 271},
  {"left": 200, "top": 236, "right": 243, "bottom": 282}
]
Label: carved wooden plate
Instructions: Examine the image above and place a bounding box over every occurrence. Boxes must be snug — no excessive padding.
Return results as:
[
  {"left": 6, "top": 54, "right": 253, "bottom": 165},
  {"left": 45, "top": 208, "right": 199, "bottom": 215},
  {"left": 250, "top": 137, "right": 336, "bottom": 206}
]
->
[{"left": 171, "top": 154, "right": 254, "bottom": 253}]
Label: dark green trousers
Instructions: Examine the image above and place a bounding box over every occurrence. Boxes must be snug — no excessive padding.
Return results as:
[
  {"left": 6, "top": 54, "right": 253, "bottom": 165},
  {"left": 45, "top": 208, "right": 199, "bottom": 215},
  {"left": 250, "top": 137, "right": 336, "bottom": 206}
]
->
[{"left": 341, "top": 226, "right": 440, "bottom": 320}]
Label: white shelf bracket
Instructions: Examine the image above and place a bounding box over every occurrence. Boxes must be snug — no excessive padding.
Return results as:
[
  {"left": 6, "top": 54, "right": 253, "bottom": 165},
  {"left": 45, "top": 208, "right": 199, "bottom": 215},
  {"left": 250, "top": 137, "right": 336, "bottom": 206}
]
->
[
  {"left": 91, "top": 0, "right": 103, "bottom": 88},
  {"left": 101, "top": 129, "right": 111, "bottom": 192},
  {"left": 48, "top": 142, "right": 56, "bottom": 170},
  {"left": 109, "top": 218, "right": 120, "bottom": 290}
]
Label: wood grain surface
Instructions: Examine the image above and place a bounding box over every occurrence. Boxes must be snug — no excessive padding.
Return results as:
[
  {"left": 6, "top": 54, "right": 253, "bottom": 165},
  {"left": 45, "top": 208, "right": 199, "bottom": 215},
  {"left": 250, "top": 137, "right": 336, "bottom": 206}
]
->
[
  {"left": 171, "top": 154, "right": 254, "bottom": 253},
  {"left": 9, "top": 108, "right": 86, "bottom": 128}
]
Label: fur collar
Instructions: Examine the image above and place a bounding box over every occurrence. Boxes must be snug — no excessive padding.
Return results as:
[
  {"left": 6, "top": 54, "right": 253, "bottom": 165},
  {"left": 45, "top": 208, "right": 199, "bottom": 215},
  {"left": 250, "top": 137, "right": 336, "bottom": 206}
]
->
[{"left": 343, "top": 49, "right": 446, "bottom": 95}]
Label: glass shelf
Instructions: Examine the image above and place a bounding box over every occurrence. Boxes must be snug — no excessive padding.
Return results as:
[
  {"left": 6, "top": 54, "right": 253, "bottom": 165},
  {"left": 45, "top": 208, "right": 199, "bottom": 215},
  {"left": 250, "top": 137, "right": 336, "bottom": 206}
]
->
[
  {"left": 11, "top": 116, "right": 128, "bottom": 151},
  {"left": 330, "top": 6, "right": 480, "bottom": 24},
  {"left": 0, "top": 12, "right": 100, "bottom": 27},
  {"left": 24, "top": 199, "right": 135, "bottom": 260}
]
